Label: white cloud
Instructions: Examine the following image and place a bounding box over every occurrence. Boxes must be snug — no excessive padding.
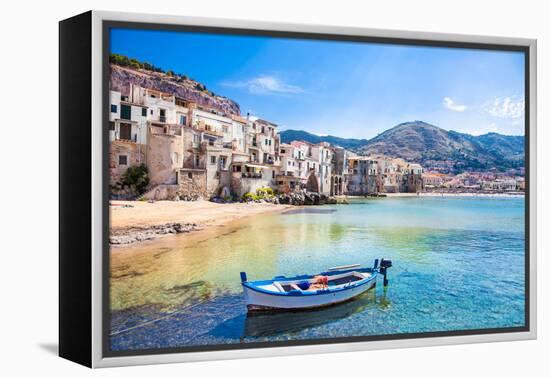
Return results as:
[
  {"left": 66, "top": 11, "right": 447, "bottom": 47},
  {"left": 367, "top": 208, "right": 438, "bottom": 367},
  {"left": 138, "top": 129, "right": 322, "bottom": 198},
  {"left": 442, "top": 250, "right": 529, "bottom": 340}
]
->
[
  {"left": 222, "top": 75, "right": 303, "bottom": 95},
  {"left": 485, "top": 96, "right": 525, "bottom": 119},
  {"left": 443, "top": 97, "right": 467, "bottom": 112}
]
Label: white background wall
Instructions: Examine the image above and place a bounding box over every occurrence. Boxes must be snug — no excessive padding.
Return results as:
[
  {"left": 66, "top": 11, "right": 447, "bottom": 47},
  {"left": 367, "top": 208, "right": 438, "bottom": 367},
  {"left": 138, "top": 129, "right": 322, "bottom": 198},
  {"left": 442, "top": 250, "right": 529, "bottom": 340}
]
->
[{"left": 0, "top": 0, "right": 547, "bottom": 376}]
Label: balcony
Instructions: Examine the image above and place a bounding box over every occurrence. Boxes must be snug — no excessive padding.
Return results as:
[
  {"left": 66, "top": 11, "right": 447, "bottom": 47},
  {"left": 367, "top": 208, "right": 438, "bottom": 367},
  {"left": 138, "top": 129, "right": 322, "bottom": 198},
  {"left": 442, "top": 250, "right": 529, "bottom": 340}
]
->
[{"left": 242, "top": 172, "right": 263, "bottom": 179}]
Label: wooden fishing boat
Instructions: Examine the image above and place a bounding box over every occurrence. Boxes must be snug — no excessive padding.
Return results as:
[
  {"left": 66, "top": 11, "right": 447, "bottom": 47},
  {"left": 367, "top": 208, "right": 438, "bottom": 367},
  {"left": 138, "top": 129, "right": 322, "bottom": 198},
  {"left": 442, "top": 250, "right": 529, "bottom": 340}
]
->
[{"left": 240, "top": 259, "right": 392, "bottom": 312}]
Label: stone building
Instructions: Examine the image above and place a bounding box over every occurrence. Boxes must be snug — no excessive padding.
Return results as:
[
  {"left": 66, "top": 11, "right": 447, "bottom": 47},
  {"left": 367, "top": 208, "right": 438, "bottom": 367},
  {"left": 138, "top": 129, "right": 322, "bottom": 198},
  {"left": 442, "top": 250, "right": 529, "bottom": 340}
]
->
[
  {"left": 109, "top": 83, "right": 424, "bottom": 200},
  {"left": 276, "top": 143, "right": 302, "bottom": 193},
  {"left": 311, "top": 142, "right": 333, "bottom": 195},
  {"left": 402, "top": 163, "right": 424, "bottom": 192},
  {"left": 289, "top": 141, "right": 324, "bottom": 193},
  {"left": 108, "top": 89, "right": 148, "bottom": 184},
  {"left": 146, "top": 124, "right": 184, "bottom": 186},
  {"left": 331, "top": 146, "right": 351, "bottom": 195},
  {"left": 347, "top": 157, "right": 379, "bottom": 195},
  {"left": 346, "top": 156, "right": 423, "bottom": 195}
]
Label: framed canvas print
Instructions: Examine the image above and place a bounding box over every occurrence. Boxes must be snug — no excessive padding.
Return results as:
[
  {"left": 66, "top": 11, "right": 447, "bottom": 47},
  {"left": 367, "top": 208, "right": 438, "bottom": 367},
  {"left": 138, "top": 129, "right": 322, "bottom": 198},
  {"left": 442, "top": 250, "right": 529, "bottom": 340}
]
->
[{"left": 59, "top": 10, "right": 537, "bottom": 368}]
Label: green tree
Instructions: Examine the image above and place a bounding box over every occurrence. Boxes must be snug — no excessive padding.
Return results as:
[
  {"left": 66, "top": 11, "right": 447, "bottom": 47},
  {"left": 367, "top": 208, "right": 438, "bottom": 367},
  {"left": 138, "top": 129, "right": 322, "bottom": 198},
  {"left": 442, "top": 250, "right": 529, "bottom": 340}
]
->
[{"left": 121, "top": 164, "right": 150, "bottom": 196}]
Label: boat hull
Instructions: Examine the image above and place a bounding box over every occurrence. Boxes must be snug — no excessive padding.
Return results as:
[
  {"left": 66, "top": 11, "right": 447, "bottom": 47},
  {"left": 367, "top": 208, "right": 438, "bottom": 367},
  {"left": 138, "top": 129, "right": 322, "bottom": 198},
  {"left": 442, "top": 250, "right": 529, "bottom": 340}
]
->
[{"left": 243, "top": 276, "right": 377, "bottom": 313}]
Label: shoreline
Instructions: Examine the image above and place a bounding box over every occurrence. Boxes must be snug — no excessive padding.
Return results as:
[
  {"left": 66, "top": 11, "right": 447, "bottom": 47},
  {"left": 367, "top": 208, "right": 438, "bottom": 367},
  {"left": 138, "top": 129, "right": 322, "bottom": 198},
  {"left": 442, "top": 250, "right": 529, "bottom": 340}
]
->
[
  {"left": 110, "top": 200, "right": 293, "bottom": 247},
  {"left": 338, "top": 192, "right": 525, "bottom": 199},
  {"left": 110, "top": 192, "right": 524, "bottom": 246}
]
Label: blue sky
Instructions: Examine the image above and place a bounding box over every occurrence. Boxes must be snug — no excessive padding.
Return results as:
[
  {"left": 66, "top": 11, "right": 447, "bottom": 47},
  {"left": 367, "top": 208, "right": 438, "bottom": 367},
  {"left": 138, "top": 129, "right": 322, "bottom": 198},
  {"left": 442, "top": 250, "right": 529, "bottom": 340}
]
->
[{"left": 111, "top": 28, "right": 526, "bottom": 138}]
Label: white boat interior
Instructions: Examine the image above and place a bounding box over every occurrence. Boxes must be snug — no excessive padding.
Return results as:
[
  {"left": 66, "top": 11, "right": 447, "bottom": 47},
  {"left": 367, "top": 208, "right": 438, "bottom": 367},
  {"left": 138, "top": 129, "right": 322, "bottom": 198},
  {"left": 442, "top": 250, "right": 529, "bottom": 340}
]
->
[{"left": 257, "top": 271, "right": 372, "bottom": 294}]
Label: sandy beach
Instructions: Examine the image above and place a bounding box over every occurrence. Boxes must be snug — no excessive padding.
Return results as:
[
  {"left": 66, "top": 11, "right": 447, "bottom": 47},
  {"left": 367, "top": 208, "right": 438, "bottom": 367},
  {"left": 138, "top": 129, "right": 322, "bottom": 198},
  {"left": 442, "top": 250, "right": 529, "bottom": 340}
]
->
[{"left": 110, "top": 200, "right": 293, "bottom": 245}]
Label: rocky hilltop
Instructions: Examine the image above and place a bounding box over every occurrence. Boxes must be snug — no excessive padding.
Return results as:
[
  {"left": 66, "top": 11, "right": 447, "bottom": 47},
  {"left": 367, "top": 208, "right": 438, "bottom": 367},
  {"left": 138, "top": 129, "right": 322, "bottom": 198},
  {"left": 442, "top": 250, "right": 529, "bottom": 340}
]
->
[
  {"left": 360, "top": 121, "right": 524, "bottom": 172},
  {"left": 110, "top": 63, "right": 241, "bottom": 116}
]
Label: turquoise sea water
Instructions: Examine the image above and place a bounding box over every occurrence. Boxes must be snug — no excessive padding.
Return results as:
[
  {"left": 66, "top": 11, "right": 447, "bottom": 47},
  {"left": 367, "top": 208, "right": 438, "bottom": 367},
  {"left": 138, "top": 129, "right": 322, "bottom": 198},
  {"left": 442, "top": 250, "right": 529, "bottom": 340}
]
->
[{"left": 110, "top": 196, "right": 525, "bottom": 351}]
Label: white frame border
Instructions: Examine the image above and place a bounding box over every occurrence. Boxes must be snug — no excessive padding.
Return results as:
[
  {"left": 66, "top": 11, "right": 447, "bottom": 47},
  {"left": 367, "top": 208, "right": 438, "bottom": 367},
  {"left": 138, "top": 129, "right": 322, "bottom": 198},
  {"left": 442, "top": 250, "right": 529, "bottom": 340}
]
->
[{"left": 91, "top": 10, "right": 537, "bottom": 368}]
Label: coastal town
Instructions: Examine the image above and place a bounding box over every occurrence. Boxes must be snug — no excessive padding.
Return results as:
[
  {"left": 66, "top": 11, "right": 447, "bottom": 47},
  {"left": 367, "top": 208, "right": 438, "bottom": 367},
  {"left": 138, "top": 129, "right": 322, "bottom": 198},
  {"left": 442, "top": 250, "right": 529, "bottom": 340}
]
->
[
  {"left": 103, "top": 33, "right": 528, "bottom": 353},
  {"left": 109, "top": 79, "right": 524, "bottom": 203},
  {"left": 109, "top": 81, "right": 425, "bottom": 201}
]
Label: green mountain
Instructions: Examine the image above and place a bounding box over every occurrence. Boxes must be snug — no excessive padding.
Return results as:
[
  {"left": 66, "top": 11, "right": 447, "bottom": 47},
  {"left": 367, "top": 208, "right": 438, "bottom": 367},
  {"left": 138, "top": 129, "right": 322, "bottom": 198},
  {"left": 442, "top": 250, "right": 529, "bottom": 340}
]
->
[
  {"left": 279, "top": 130, "right": 368, "bottom": 150},
  {"left": 280, "top": 121, "right": 524, "bottom": 173}
]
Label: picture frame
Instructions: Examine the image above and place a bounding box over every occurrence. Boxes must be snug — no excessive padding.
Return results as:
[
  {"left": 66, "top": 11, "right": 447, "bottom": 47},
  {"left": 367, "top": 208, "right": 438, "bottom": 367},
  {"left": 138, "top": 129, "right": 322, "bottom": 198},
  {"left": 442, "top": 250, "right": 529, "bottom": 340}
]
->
[{"left": 59, "top": 10, "right": 537, "bottom": 368}]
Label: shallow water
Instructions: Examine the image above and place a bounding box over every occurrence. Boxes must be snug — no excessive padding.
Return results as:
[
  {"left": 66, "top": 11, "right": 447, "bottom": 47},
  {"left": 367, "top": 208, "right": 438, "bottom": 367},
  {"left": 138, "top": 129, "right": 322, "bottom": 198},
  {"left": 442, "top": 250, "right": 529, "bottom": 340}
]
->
[{"left": 110, "top": 196, "right": 525, "bottom": 351}]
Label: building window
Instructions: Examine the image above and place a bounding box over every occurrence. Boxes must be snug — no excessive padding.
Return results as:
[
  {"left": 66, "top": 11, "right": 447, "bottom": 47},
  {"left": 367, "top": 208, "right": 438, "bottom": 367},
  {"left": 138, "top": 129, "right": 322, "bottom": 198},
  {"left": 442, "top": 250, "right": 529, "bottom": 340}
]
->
[
  {"left": 110, "top": 104, "right": 117, "bottom": 113},
  {"left": 193, "top": 134, "right": 200, "bottom": 144},
  {"left": 121, "top": 104, "right": 131, "bottom": 120},
  {"left": 281, "top": 149, "right": 286, "bottom": 154},
  {"left": 179, "top": 115, "right": 187, "bottom": 125},
  {"left": 108, "top": 121, "right": 115, "bottom": 131},
  {"left": 142, "top": 108, "right": 147, "bottom": 117},
  {"left": 194, "top": 154, "right": 200, "bottom": 168},
  {"left": 210, "top": 156, "right": 216, "bottom": 165},
  {"left": 119, "top": 123, "right": 132, "bottom": 140},
  {"left": 118, "top": 155, "right": 128, "bottom": 166},
  {"left": 188, "top": 172, "right": 193, "bottom": 179},
  {"left": 150, "top": 109, "right": 153, "bottom": 115},
  {"left": 272, "top": 171, "right": 275, "bottom": 179}
]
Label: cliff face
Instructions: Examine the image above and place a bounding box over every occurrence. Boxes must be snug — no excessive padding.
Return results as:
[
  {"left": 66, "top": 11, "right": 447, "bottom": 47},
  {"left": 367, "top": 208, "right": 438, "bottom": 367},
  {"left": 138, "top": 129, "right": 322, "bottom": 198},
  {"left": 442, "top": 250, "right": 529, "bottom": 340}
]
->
[{"left": 109, "top": 64, "right": 241, "bottom": 116}]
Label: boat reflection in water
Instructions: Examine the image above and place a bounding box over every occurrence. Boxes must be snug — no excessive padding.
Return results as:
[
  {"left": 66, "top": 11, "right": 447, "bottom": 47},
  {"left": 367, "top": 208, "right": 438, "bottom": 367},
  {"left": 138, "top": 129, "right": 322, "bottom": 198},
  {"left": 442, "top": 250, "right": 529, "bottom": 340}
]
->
[{"left": 242, "top": 287, "right": 391, "bottom": 338}]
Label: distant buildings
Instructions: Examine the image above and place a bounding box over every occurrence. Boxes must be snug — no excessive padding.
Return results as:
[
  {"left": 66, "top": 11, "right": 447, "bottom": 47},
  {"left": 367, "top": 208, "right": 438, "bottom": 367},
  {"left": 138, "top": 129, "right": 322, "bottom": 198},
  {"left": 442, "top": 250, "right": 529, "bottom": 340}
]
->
[
  {"left": 421, "top": 171, "right": 524, "bottom": 192},
  {"left": 481, "top": 179, "right": 521, "bottom": 191},
  {"left": 109, "top": 83, "right": 425, "bottom": 200}
]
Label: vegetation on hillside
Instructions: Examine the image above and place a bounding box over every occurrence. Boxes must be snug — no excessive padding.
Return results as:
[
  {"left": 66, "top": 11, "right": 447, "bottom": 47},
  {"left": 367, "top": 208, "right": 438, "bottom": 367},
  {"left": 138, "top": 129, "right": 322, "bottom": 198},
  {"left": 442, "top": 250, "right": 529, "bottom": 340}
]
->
[{"left": 109, "top": 53, "right": 218, "bottom": 97}]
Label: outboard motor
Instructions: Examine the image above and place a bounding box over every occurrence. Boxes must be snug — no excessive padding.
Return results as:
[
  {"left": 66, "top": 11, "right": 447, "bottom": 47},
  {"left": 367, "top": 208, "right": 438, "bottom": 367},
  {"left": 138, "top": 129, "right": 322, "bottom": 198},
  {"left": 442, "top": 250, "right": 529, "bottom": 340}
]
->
[{"left": 379, "top": 258, "right": 393, "bottom": 286}]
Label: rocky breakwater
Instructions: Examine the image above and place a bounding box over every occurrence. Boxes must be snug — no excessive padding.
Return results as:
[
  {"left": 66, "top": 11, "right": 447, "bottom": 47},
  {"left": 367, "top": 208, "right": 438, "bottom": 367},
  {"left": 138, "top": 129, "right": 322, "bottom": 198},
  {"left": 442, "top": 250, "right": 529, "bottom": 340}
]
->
[
  {"left": 276, "top": 191, "right": 337, "bottom": 205},
  {"left": 110, "top": 222, "right": 200, "bottom": 245}
]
